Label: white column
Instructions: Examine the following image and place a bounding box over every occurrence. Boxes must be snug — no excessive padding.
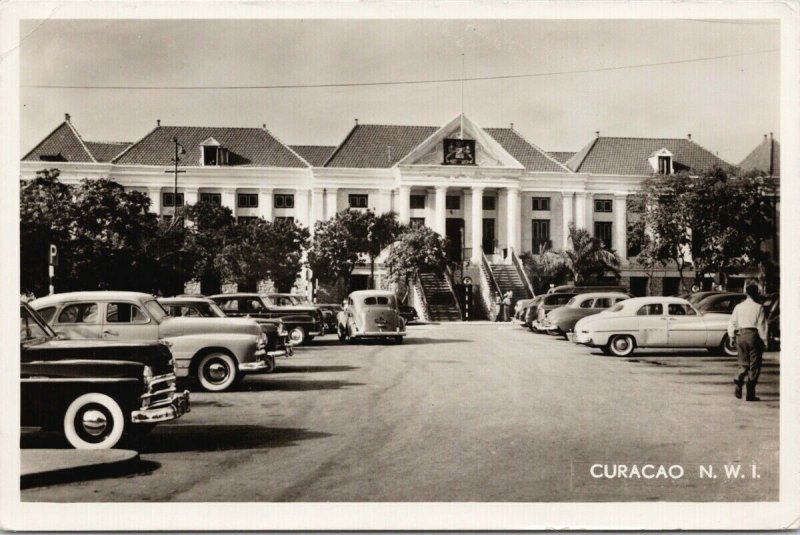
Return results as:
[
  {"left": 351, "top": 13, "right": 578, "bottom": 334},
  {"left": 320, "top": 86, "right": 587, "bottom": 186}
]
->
[
  {"left": 471, "top": 186, "right": 484, "bottom": 263},
  {"left": 259, "top": 188, "right": 273, "bottom": 220},
  {"left": 294, "top": 188, "right": 311, "bottom": 228},
  {"left": 613, "top": 193, "right": 628, "bottom": 263},
  {"left": 148, "top": 187, "right": 162, "bottom": 214},
  {"left": 397, "top": 185, "right": 411, "bottom": 224},
  {"left": 325, "top": 187, "right": 338, "bottom": 219},
  {"left": 561, "top": 192, "right": 573, "bottom": 249},
  {"left": 434, "top": 185, "right": 447, "bottom": 236},
  {"left": 574, "top": 192, "right": 587, "bottom": 230},
  {"left": 221, "top": 188, "right": 237, "bottom": 213},
  {"left": 377, "top": 189, "right": 392, "bottom": 215},
  {"left": 184, "top": 187, "right": 199, "bottom": 207},
  {"left": 311, "top": 187, "right": 325, "bottom": 224},
  {"left": 506, "top": 186, "right": 521, "bottom": 256}
]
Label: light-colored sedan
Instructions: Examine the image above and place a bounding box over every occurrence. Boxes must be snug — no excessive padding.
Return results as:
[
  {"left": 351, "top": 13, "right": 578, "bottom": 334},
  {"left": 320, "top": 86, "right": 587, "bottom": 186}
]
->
[
  {"left": 337, "top": 290, "right": 406, "bottom": 343},
  {"left": 573, "top": 296, "right": 737, "bottom": 357},
  {"left": 542, "top": 292, "right": 630, "bottom": 337},
  {"left": 31, "top": 291, "right": 272, "bottom": 392}
]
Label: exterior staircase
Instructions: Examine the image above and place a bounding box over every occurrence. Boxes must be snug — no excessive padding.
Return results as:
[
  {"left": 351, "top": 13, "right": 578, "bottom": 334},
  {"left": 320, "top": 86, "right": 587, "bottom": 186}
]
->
[
  {"left": 418, "top": 271, "right": 462, "bottom": 321},
  {"left": 490, "top": 263, "right": 532, "bottom": 304}
]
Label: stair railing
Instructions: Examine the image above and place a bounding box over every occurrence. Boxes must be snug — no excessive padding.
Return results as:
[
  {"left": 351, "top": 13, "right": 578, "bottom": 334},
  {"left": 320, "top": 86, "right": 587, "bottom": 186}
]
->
[
  {"left": 480, "top": 251, "right": 503, "bottom": 320},
  {"left": 510, "top": 247, "right": 535, "bottom": 298},
  {"left": 414, "top": 272, "right": 431, "bottom": 322},
  {"left": 443, "top": 264, "right": 463, "bottom": 320}
]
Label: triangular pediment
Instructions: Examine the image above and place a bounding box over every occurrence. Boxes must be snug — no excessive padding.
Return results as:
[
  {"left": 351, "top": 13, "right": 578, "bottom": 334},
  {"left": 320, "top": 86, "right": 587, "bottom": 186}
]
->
[
  {"left": 201, "top": 137, "right": 221, "bottom": 146},
  {"left": 397, "top": 115, "right": 524, "bottom": 169}
]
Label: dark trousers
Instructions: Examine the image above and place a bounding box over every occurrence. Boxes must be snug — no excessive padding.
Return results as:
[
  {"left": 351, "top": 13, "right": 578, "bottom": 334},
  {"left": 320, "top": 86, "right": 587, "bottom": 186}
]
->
[
  {"left": 495, "top": 304, "right": 504, "bottom": 322},
  {"left": 734, "top": 330, "right": 763, "bottom": 387}
]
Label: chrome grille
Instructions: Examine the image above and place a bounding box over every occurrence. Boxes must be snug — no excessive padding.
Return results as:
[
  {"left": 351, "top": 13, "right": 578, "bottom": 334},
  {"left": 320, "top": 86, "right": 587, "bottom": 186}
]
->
[{"left": 141, "top": 373, "right": 178, "bottom": 409}]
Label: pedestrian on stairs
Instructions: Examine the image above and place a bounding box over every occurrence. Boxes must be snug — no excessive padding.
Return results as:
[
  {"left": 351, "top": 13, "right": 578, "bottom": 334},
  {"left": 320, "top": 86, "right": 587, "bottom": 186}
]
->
[{"left": 503, "top": 291, "right": 513, "bottom": 322}]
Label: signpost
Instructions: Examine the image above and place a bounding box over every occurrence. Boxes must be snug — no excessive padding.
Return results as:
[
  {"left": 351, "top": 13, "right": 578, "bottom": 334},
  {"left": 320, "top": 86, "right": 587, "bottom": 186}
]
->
[{"left": 48, "top": 244, "right": 58, "bottom": 295}]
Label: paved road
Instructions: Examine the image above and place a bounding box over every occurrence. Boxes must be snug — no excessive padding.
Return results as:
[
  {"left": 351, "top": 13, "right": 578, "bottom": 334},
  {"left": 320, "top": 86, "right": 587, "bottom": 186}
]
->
[{"left": 22, "top": 322, "right": 779, "bottom": 502}]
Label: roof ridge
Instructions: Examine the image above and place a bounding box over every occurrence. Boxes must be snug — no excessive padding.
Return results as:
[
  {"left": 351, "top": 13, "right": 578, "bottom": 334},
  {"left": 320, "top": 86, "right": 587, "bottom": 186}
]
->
[
  {"left": 111, "top": 125, "right": 161, "bottom": 164},
  {"left": 86, "top": 140, "right": 131, "bottom": 145},
  {"left": 64, "top": 120, "right": 97, "bottom": 163},
  {"left": 322, "top": 123, "right": 360, "bottom": 167},
  {"left": 21, "top": 121, "right": 71, "bottom": 161},
  {"left": 566, "top": 137, "right": 599, "bottom": 172},
  {"left": 261, "top": 125, "right": 310, "bottom": 168},
  {"left": 499, "top": 128, "right": 573, "bottom": 173}
]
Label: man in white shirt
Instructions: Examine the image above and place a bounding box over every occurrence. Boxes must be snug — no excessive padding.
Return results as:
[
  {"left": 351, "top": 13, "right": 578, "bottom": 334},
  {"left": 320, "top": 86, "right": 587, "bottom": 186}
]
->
[{"left": 728, "top": 282, "right": 768, "bottom": 401}]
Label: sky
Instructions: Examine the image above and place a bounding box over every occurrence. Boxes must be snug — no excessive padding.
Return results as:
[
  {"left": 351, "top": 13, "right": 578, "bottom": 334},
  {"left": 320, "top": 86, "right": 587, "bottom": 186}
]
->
[{"left": 20, "top": 19, "right": 780, "bottom": 164}]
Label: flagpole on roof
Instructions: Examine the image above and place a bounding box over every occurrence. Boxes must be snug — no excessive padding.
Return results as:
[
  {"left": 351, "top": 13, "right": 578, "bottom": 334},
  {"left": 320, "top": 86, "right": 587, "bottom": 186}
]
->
[{"left": 460, "top": 53, "right": 464, "bottom": 140}]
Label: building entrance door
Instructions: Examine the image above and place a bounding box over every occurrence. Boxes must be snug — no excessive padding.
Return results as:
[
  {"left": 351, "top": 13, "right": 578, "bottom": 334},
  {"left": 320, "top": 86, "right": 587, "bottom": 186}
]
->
[
  {"left": 445, "top": 218, "right": 464, "bottom": 262},
  {"left": 482, "top": 218, "right": 496, "bottom": 254}
]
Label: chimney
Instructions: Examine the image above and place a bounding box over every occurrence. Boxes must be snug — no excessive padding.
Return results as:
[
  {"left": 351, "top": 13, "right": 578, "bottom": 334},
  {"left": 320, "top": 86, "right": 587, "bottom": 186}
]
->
[
  {"left": 687, "top": 133, "right": 692, "bottom": 141},
  {"left": 64, "top": 113, "right": 71, "bottom": 123},
  {"left": 764, "top": 134, "right": 768, "bottom": 140},
  {"left": 510, "top": 122, "right": 514, "bottom": 130},
  {"left": 770, "top": 132, "right": 774, "bottom": 139},
  {"left": 262, "top": 123, "right": 266, "bottom": 129},
  {"left": 157, "top": 119, "right": 161, "bottom": 127},
  {"left": 354, "top": 118, "right": 359, "bottom": 126},
  {"left": 595, "top": 130, "right": 600, "bottom": 138}
]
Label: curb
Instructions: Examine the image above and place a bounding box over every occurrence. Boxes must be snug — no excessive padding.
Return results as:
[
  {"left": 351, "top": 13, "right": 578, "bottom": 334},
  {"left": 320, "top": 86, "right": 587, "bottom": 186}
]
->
[{"left": 21, "top": 449, "right": 141, "bottom": 489}]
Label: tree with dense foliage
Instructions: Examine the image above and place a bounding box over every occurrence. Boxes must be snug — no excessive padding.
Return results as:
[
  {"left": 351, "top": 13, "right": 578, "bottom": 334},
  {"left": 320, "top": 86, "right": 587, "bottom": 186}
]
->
[
  {"left": 183, "top": 200, "right": 237, "bottom": 294},
  {"left": 307, "top": 209, "right": 370, "bottom": 294},
  {"left": 530, "top": 224, "right": 620, "bottom": 285},
  {"left": 365, "top": 211, "right": 402, "bottom": 287},
  {"left": 384, "top": 225, "right": 448, "bottom": 287}
]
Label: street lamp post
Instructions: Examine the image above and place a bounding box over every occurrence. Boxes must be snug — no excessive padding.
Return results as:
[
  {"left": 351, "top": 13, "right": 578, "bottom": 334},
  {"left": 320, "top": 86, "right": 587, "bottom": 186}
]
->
[{"left": 165, "top": 136, "right": 186, "bottom": 222}]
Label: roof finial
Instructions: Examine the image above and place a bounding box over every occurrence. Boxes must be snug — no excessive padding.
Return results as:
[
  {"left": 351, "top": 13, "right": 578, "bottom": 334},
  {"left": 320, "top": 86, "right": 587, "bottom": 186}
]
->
[
  {"left": 770, "top": 131, "right": 774, "bottom": 139},
  {"left": 262, "top": 123, "right": 266, "bottom": 130},
  {"left": 510, "top": 122, "right": 514, "bottom": 130},
  {"left": 595, "top": 130, "right": 600, "bottom": 138},
  {"left": 354, "top": 118, "right": 359, "bottom": 125},
  {"left": 157, "top": 119, "right": 161, "bottom": 127},
  {"left": 687, "top": 133, "right": 691, "bottom": 140},
  {"left": 64, "top": 113, "right": 71, "bottom": 123},
  {"left": 764, "top": 133, "right": 768, "bottom": 140}
]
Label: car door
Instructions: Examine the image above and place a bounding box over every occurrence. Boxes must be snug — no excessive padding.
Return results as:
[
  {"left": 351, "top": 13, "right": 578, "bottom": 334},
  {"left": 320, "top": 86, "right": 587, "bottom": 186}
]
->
[
  {"left": 102, "top": 301, "right": 159, "bottom": 342},
  {"left": 51, "top": 301, "right": 103, "bottom": 339},
  {"left": 241, "top": 296, "right": 272, "bottom": 320},
  {"left": 667, "top": 303, "right": 707, "bottom": 347},
  {"left": 634, "top": 303, "right": 668, "bottom": 347}
]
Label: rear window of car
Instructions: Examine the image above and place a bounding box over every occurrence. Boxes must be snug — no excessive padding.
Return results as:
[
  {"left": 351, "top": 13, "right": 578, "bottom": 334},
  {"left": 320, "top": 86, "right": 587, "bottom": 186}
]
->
[
  {"left": 594, "top": 298, "right": 612, "bottom": 308},
  {"left": 636, "top": 303, "right": 663, "bottom": 316},
  {"left": 548, "top": 294, "right": 574, "bottom": 305},
  {"left": 364, "top": 296, "right": 391, "bottom": 305},
  {"left": 668, "top": 303, "right": 697, "bottom": 316},
  {"left": 57, "top": 303, "right": 99, "bottom": 324},
  {"left": 216, "top": 298, "right": 239, "bottom": 312}
]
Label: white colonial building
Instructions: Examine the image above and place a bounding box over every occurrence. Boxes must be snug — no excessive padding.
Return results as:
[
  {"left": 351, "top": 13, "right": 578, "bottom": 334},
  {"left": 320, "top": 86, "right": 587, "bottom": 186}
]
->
[{"left": 22, "top": 113, "right": 737, "bottom": 319}]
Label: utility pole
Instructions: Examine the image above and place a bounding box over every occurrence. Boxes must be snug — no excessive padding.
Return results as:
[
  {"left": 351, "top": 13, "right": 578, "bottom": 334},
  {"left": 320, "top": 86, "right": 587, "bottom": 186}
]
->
[{"left": 164, "top": 136, "right": 186, "bottom": 223}]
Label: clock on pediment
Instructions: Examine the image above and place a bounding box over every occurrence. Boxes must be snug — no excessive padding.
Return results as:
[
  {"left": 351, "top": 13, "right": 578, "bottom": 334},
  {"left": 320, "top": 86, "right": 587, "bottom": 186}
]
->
[{"left": 443, "top": 138, "right": 476, "bottom": 165}]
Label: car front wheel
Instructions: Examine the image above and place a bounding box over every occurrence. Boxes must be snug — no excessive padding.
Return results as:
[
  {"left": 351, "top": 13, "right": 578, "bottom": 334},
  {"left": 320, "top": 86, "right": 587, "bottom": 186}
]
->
[
  {"left": 721, "top": 334, "right": 737, "bottom": 357},
  {"left": 197, "top": 352, "right": 238, "bottom": 392},
  {"left": 63, "top": 393, "right": 126, "bottom": 449},
  {"left": 288, "top": 326, "right": 307, "bottom": 346},
  {"left": 607, "top": 335, "right": 636, "bottom": 357}
]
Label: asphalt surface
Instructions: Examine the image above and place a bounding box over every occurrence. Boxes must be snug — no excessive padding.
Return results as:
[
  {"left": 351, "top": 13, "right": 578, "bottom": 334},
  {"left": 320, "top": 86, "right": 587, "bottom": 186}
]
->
[{"left": 22, "top": 322, "right": 779, "bottom": 502}]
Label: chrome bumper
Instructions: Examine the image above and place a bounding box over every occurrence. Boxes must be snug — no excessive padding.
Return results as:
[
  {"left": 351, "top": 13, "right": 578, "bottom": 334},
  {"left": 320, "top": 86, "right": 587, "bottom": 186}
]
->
[
  {"left": 532, "top": 320, "right": 550, "bottom": 331},
  {"left": 574, "top": 332, "right": 592, "bottom": 345},
  {"left": 132, "top": 390, "right": 190, "bottom": 423},
  {"left": 239, "top": 352, "right": 282, "bottom": 372},
  {"left": 354, "top": 330, "right": 406, "bottom": 338}
]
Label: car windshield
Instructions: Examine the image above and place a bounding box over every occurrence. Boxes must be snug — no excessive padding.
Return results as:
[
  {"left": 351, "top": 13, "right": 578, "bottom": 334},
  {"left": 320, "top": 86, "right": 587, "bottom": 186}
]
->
[
  {"left": 566, "top": 297, "right": 578, "bottom": 307},
  {"left": 607, "top": 303, "right": 625, "bottom": 313},
  {"left": 143, "top": 299, "right": 168, "bottom": 322},
  {"left": 202, "top": 302, "right": 227, "bottom": 317},
  {"left": 288, "top": 295, "right": 309, "bottom": 305},
  {"left": 20, "top": 304, "right": 55, "bottom": 341}
]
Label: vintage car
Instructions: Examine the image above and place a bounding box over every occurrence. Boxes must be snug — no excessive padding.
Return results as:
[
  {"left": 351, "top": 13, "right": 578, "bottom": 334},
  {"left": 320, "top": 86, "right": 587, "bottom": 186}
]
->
[
  {"left": 21, "top": 302, "right": 189, "bottom": 449},
  {"left": 30, "top": 291, "right": 272, "bottom": 392},
  {"left": 541, "top": 292, "right": 630, "bottom": 337},
  {"left": 548, "top": 284, "right": 628, "bottom": 295},
  {"left": 267, "top": 293, "right": 342, "bottom": 334},
  {"left": 398, "top": 304, "right": 419, "bottom": 324},
  {"left": 211, "top": 293, "right": 324, "bottom": 345},
  {"left": 514, "top": 298, "right": 537, "bottom": 321},
  {"left": 694, "top": 292, "right": 746, "bottom": 314},
  {"left": 337, "top": 290, "right": 406, "bottom": 343},
  {"left": 159, "top": 296, "right": 293, "bottom": 359},
  {"left": 529, "top": 293, "right": 576, "bottom": 332},
  {"left": 573, "top": 296, "right": 737, "bottom": 357},
  {"left": 763, "top": 292, "right": 780, "bottom": 351},
  {"left": 518, "top": 296, "right": 543, "bottom": 327},
  {"left": 676, "top": 291, "right": 725, "bottom": 305}
]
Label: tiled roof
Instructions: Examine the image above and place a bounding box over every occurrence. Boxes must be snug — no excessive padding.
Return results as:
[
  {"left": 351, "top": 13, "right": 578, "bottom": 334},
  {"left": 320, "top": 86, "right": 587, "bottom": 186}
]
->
[
  {"left": 547, "top": 151, "right": 576, "bottom": 164},
  {"left": 566, "top": 136, "right": 733, "bottom": 175},
  {"left": 114, "top": 126, "right": 308, "bottom": 168},
  {"left": 739, "top": 136, "right": 779, "bottom": 177},
  {"left": 23, "top": 121, "right": 95, "bottom": 163},
  {"left": 483, "top": 128, "right": 569, "bottom": 172},
  {"left": 325, "top": 124, "right": 438, "bottom": 168},
  {"left": 289, "top": 145, "right": 336, "bottom": 167},
  {"left": 84, "top": 141, "right": 132, "bottom": 163}
]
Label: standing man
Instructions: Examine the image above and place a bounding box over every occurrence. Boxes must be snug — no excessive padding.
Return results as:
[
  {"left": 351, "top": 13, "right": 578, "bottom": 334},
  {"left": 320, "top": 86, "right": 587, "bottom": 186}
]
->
[
  {"left": 494, "top": 293, "right": 503, "bottom": 322},
  {"left": 728, "top": 282, "right": 768, "bottom": 401},
  {"left": 503, "top": 290, "right": 513, "bottom": 322}
]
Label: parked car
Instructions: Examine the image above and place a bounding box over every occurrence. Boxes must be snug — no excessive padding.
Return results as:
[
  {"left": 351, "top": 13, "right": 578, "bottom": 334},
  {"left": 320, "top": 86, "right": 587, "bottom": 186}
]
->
[
  {"left": 267, "top": 293, "right": 341, "bottom": 334},
  {"left": 211, "top": 293, "right": 324, "bottom": 346},
  {"left": 573, "top": 296, "right": 737, "bottom": 357},
  {"left": 763, "top": 292, "right": 780, "bottom": 351},
  {"left": 541, "top": 292, "right": 630, "bottom": 337},
  {"left": 159, "top": 296, "right": 293, "bottom": 359},
  {"left": 399, "top": 304, "right": 419, "bottom": 324},
  {"left": 548, "top": 285, "right": 628, "bottom": 295},
  {"left": 694, "top": 292, "right": 746, "bottom": 314},
  {"left": 337, "top": 290, "right": 406, "bottom": 343},
  {"left": 529, "top": 293, "right": 577, "bottom": 332},
  {"left": 30, "top": 291, "right": 272, "bottom": 392},
  {"left": 518, "top": 296, "right": 543, "bottom": 327},
  {"left": 21, "top": 302, "right": 189, "bottom": 449},
  {"left": 514, "top": 298, "right": 537, "bottom": 321},
  {"left": 677, "top": 291, "right": 725, "bottom": 305}
]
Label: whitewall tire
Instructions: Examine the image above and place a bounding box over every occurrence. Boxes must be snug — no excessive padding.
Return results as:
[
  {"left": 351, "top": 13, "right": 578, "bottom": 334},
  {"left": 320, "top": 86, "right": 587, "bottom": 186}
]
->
[
  {"left": 288, "top": 326, "right": 307, "bottom": 346},
  {"left": 607, "top": 335, "right": 636, "bottom": 357},
  {"left": 722, "top": 334, "right": 738, "bottom": 357},
  {"left": 197, "top": 352, "right": 238, "bottom": 392},
  {"left": 63, "top": 393, "right": 126, "bottom": 450}
]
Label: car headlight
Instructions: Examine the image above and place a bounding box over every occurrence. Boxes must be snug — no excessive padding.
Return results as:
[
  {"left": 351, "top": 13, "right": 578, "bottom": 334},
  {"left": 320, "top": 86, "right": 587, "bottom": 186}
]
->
[
  {"left": 257, "top": 331, "right": 268, "bottom": 348},
  {"left": 143, "top": 365, "right": 154, "bottom": 392}
]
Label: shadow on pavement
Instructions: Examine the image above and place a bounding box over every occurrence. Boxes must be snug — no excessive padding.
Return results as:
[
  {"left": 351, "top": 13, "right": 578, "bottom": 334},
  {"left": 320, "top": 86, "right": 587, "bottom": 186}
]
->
[
  {"left": 272, "top": 365, "right": 359, "bottom": 374},
  {"left": 236, "top": 378, "right": 364, "bottom": 392},
  {"left": 21, "top": 459, "right": 161, "bottom": 490},
  {"left": 141, "top": 425, "right": 331, "bottom": 453},
  {"left": 401, "top": 337, "right": 470, "bottom": 345}
]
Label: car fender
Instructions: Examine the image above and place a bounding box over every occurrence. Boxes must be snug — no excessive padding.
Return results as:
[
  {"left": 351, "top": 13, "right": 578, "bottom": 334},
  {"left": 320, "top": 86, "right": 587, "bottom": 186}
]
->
[{"left": 162, "top": 333, "right": 259, "bottom": 372}]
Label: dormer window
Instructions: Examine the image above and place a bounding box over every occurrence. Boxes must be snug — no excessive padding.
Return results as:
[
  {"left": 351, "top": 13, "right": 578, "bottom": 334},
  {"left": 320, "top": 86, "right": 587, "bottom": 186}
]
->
[
  {"left": 658, "top": 156, "right": 671, "bottom": 175},
  {"left": 201, "top": 137, "right": 229, "bottom": 166}
]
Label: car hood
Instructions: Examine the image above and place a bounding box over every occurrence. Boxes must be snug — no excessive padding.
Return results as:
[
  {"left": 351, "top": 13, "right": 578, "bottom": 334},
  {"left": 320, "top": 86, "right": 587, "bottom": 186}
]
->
[
  {"left": 161, "top": 316, "right": 261, "bottom": 336},
  {"left": 548, "top": 307, "right": 593, "bottom": 321},
  {"left": 23, "top": 339, "right": 173, "bottom": 374}
]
